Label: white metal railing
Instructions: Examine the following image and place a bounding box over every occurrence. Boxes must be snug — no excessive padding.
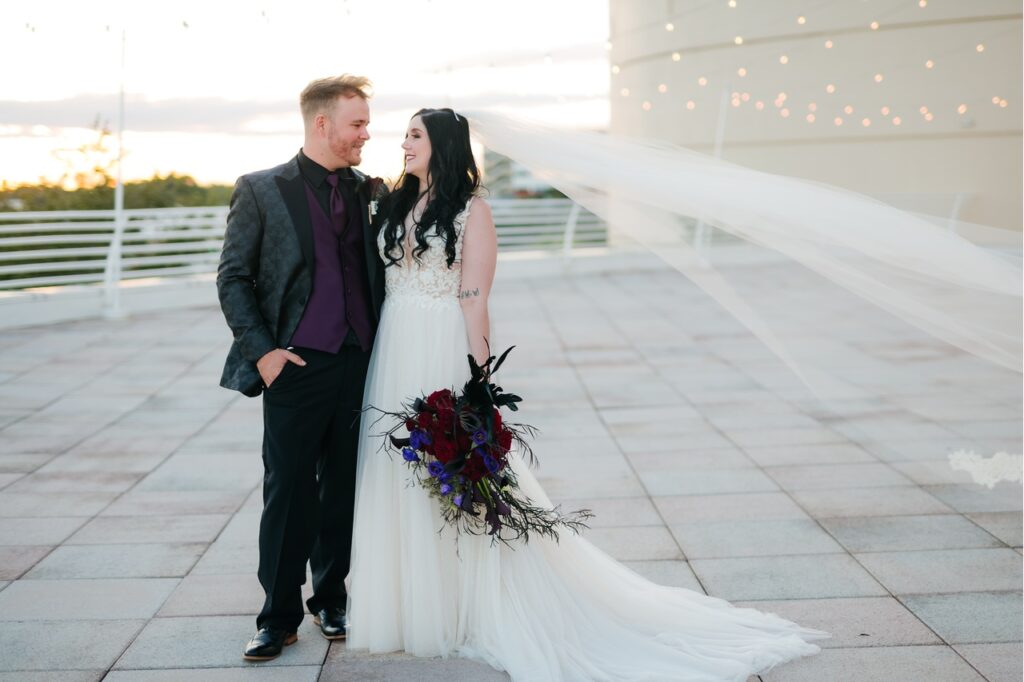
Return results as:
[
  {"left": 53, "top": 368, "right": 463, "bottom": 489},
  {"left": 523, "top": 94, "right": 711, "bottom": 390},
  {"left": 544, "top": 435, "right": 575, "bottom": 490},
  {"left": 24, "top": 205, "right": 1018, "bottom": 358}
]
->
[{"left": 0, "top": 199, "right": 607, "bottom": 293}]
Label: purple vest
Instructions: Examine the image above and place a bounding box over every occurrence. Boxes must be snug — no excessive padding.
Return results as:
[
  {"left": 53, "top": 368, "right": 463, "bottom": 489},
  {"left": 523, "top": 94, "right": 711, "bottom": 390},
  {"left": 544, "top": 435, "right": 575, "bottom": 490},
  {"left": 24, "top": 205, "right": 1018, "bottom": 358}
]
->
[{"left": 289, "top": 183, "right": 375, "bottom": 353}]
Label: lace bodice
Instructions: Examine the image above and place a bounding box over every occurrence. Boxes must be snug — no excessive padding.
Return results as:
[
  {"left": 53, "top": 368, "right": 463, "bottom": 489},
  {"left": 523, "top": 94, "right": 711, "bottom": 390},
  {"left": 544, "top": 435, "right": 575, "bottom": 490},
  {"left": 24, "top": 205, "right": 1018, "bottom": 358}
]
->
[{"left": 377, "top": 198, "right": 473, "bottom": 302}]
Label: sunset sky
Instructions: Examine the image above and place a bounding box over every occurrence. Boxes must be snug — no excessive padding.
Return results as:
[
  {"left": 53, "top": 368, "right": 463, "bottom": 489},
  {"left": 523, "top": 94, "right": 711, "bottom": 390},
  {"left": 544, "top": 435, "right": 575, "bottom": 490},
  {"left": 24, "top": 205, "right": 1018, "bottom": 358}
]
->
[{"left": 0, "top": 0, "right": 610, "bottom": 187}]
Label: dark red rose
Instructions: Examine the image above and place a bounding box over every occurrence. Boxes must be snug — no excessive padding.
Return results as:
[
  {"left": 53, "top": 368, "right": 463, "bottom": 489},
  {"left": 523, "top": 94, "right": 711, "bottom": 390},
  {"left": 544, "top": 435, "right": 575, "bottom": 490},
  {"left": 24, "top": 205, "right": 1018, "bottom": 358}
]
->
[
  {"left": 426, "top": 389, "right": 454, "bottom": 412},
  {"left": 405, "top": 418, "right": 417, "bottom": 432},
  {"left": 492, "top": 408, "right": 503, "bottom": 432},
  {"left": 433, "top": 439, "right": 456, "bottom": 463},
  {"left": 416, "top": 412, "right": 432, "bottom": 429},
  {"left": 497, "top": 427, "right": 513, "bottom": 451}
]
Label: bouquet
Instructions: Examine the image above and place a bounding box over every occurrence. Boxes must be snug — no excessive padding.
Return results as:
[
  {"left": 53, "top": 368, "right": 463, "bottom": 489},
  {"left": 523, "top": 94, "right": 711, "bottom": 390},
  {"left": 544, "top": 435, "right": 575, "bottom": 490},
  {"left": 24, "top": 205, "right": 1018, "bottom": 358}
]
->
[{"left": 374, "top": 346, "right": 592, "bottom": 544}]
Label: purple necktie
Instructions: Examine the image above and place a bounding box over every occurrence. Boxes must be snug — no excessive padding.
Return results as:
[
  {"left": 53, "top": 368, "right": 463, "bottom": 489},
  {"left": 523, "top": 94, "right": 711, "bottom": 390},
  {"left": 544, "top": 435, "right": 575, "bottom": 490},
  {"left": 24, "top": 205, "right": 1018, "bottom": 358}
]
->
[{"left": 325, "top": 172, "right": 347, "bottom": 235}]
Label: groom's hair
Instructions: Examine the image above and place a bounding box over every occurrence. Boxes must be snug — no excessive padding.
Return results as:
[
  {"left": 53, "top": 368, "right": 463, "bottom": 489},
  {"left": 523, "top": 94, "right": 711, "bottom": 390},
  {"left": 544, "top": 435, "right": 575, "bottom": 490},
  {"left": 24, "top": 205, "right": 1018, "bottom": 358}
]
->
[{"left": 300, "top": 75, "right": 373, "bottom": 123}]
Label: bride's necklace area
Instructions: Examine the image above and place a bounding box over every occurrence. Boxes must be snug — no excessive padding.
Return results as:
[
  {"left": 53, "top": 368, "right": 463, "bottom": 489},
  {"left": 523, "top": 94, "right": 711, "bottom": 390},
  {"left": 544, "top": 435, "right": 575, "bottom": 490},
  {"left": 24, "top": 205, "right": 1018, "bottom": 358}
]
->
[{"left": 400, "top": 191, "right": 434, "bottom": 263}]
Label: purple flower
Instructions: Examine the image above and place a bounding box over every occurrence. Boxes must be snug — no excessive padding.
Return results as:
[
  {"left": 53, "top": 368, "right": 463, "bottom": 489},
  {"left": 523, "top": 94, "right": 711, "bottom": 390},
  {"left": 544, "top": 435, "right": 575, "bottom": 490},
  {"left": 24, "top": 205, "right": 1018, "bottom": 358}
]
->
[
  {"left": 402, "top": 447, "right": 419, "bottom": 462},
  {"left": 483, "top": 454, "right": 499, "bottom": 474},
  {"left": 427, "top": 461, "right": 445, "bottom": 477},
  {"left": 410, "top": 429, "right": 432, "bottom": 450},
  {"left": 440, "top": 483, "right": 453, "bottom": 495},
  {"left": 472, "top": 430, "right": 487, "bottom": 445},
  {"left": 453, "top": 494, "right": 463, "bottom": 507}
]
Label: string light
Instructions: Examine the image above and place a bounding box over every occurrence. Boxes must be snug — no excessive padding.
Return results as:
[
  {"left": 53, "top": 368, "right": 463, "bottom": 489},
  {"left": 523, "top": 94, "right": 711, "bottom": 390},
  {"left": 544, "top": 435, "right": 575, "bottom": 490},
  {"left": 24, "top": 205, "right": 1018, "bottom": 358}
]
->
[
  {"left": 741, "top": 92, "right": 751, "bottom": 102},
  {"left": 605, "top": 41, "right": 613, "bottom": 50},
  {"left": 797, "top": 16, "right": 806, "bottom": 25},
  {"left": 672, "top": 52, "right": 681, "bottom": 61},
  {"left": 779, "top": 55, "right": 789, "bottom": 64},
  {"left": 658, "top": 83, "right": 668, "bottom": 93},
  {"left": 992, "top": 96, "right": 1001, "bottom": 104},
  {"left": 892, "top": 116, "right": 902, "bottom": 125},
  {"left": 957, "top": 104, "right": 967, "bottom": 114},
  {"left": 755, "top": 100, "right": 765, "bottom": 110},
  {"left": 919, "top": 105, "right": 929, "bottom": 114},
  {"left": 642, "top": 101, "right": 652, "bottom": 111},
  {"left": 611, "top": 65, "right": 620, "bottom": 74},
  {"left": 999, "top": 99, "right": 1008, "bottom": 108},
  {"left": 834, "top": 117, "right": 844, "bottom": 126},
  {"left": 862, "top": 118, "right": 871, "bottom": 127},
  {"left": 686, "top": 100, "right": 696, "bottom": 110},
  {"left": 808, "top": 102, "right": 817, "bottom": 112},
  {"left": 826, "top": 84, "right": 836, "bottom": 94},
  {"left": 728, "top": 0, "right": 737, "bottom": 7},
  {"left": 734, "top": 36, "right": 744, "bottom": 45},
  {"left": 919, "top": 0, "right": 927, "bottom": 6},
  {"left": 881, "top": 106, "right": 891, "bottom": 116},
  {"left": 806, "top": 113, "right": 816, "bottom": 123},
  {"left": 976, "top": 43, "right": 985, "bottom": 52},
  {"left": 870, "top": 21, "right": 880, "bottom": 30},
  {"left": 824, "top": 40, "right": 833, "bottom": 49},
  {"left": 924, "top": 112, "right": 934, "bottom": 121},
  {"left": 665, "top": 22, "right": 675, "bottom": 31},
  {"left": 697, "top": 76, "right": 708, "bottom": 86},
  {"left": 732, "top": 97, "right": 741, "bottom": 108},
  {"left": 874, "top": 73, "right": 884, "bottom": 83},
  {"left": 844, "top": 105, "right": 854, "bottom": 114},
  {"left": 925, "top": 59, "right": 934, "bottom": 69},
  {"left": 737, "top": 67, "right": 747, "bottom": 77},
  {"left": 620, "top": 88, "right": 630, "bottom": 97},
  {"left": 780, "top": 108, "right": 791, "bottom": 117}
]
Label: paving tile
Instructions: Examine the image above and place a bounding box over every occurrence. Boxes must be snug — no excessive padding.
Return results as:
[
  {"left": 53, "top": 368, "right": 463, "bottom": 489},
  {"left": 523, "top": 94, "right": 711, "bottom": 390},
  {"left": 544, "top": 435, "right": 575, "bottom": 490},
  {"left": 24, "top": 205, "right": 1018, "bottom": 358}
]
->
[
  {"left": 690, "top": 554, "right": 887, "bottom": 601},
  {"left": 321, "top": 649, "right": 511, "bottom": 681},
  {"left": 953, "top": 643, "right": 1023, "bottom": 682},
  {"left": 725, "top": 427, "right": 847, "bottom": 449},
  {"left": 0, "top": 672, "right": 104, "bottom": 681},
  {"left": 67, "top": 513, "right": 230, "bottom": 545},
  {"left": 965, "top": 512, "right": 1022, "bottom": 547},
  {"left": 37, "top": 452, "right": 167, "bottom": 474},
  {"left": 923, "top": 484, "right": 1024, "bottom": 513},
  {"left": 583, "top": 525, "right": 682, "bottom": 561},
  {"left": 653, "top": 493, "right": 810, "bottom": 524},
  {"left": 733, "top": 597, "right": 941, "bottom": 649},
  {"left": 627, "top": 447, "right": 756, "bottom": 471},
  {"left": 790, "top": 486, "right": 953, "bottom": 518},
  {"left": 890, "top": 459, "right": 992, "bottom": 486},
  {"left": 620, "top": 560, "right": 705, "bottom": 591},
  {"left": 639, "top": 469, "right": 779, "bottom": 496},
  {"left": 4, "top": 471, "right": 142, "bottom": 494},
  {"left": 535, "top": 473, "right": 646, "bottom": 499},
  {"left": 0, "top": 545, "right": 51, "bottom": 579},
  {"left": 761, "top": 645, "right": 986, "bottom": 681},
  {"left": 101, "top": 490, "right": 249, "bottom": 517},
  {"left": 764, "top": 463, "right": 912, "bottom": 490},
  {"left": 615, "top": 430, "right": 737, "bottom": 454},
  {"left": 0, "top": 491, "right": 117, "bottom": 517},
  {"left": 548, "top": 496, "right": 662, "bottom": 528},
  {"left": 136, "top": 454, "right": 262, "bottom": 492},
  {"left": 158, "top": 573, "right": 264, "bottom": 616},
  {"left": 855, "top": 548, "right": 1023, "bottom": 594},
  {"left": 0, "top": 619, "right": 144, "bottom": 671},
  {"left": 902, "top": 592, "right": 1023, "bottom": 643},
  {"left": 105, "top": 668, "right": 321, "bottom": 681},
  {"left": 670, "top": 519, "right": 844, "bottom": 558},
  {"left": 819, "top": 515, "right": 1005, "bottom": 552},
  {"left": 25, "top": 543, "right": 205, "bottom": 579},
  {"left": 0, "top": 516, "right": 85, "bottom": 545},
  {"left": 741, "top": 443, "right": 876, "bottom": 467},
  {"left": 0, "top": 578, "right": 179, "bottom": 620},
  {"left": 0, "top": 453, "right": 54, "bottom": 473},
  {"left": 114, "top": 615, "right": 328, "bottom": 669}
]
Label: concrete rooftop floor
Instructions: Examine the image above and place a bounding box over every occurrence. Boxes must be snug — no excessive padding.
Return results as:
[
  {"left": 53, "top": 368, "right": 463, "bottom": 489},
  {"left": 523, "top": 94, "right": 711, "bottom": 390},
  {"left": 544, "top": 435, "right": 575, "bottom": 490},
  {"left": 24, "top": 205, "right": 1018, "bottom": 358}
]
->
[{"left": 0, "top": 258, "right": 1020, "bottom": 681}]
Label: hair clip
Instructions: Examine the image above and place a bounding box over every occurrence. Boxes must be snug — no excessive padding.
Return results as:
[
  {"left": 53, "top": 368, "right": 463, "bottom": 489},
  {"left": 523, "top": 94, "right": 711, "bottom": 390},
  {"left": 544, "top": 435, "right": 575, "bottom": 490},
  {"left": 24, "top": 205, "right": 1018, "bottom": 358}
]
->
[{"left": 453, "top": 111, "right": 461, "bottom": 122}]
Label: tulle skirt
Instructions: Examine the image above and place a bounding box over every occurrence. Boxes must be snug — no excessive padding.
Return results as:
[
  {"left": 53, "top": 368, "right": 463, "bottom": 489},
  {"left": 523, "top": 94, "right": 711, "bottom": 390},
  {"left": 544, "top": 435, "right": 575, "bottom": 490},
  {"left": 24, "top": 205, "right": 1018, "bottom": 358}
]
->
[{"left": 346, "top": 293, "right": 829, "bottom": 681}]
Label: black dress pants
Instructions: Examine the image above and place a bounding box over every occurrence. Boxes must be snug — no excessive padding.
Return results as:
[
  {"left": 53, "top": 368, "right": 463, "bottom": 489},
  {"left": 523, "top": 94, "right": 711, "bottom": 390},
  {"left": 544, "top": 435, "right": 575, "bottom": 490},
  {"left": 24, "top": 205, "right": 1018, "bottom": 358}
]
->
[{"left": 256, "top": 345, "right": 369, "bottom": 631}]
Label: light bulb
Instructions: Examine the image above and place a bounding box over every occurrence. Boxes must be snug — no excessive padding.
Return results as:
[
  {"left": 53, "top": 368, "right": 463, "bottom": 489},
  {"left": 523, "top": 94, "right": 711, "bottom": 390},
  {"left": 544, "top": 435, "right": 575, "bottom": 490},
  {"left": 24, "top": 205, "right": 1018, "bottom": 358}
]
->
[
  {"left": 698, "top": 76, "right": 708, "bottom": 86},
  {"left": 672, "top": 52, "right": 681, "bottom": 61},
  {"left": 620, "top": 88, "right": 630, "bottom": 97},
  {"left": 826, "top": 84, "right": 836, "bottom": 94},
  {"left": 862, "top": 118, "right": 871, "bottom": 127},
  {"left": 892, "top": 116, "right": 902, "bottom": 125},
  {"left": 658, "top": 84, "right": 668, "bottom": 94},
  {"left": 976, "top": 43, "right": 985, "bottom": 52},
  {"left": 797, "top": 16, "right": 806, "bottom": 25},
  {"left": 824, "top": 40, "right": 833, "bottom": 49},
  {"left": 874, "top": 73, "right": 884, "bottom": 83},
  {"left": 737, "top": 67, "right": 747, "bottom": 77},
  {"left": 666, "top": 23, "right": 675, "bottom": 31},
  {"left": 844, "top": 105, "right": 854, "bottom": 114},
  {"left": 806, "top": 114, "right": 816, "bottom": 123},
  {"left": 642, "top": 101, "right": 652, "bottom": 111},
  {"left": 870, "top": 21, "right": 880, "bottom": 30},
  {"left": 780, "top": 55, "right": 789, "bottom": 64},
  {"left": 734, "top": 36, "right": 744, "bottom": 45},
  {"left": 925, "top": 59, "right": 934, "bottom": 69},
  {"left": 781, "top": 108, "right": 790, "bottom": 117},
  {"left": 834, "top": 117, "right": 843, "bottom": 126},
  {"left": 686, "top": 100, "right": 696, "bottom": 110},
  {"left": 611, "top": 65, "right": 620, "bottom": 74},
  {"left": 881, "top": 106, "right": 890, "bottom": 116},
  {"left": 957, "top": 104, "right": 967, "bottom": 114},
  {"left": 808, "top": 102, "right": 817, "bottom": 112}
]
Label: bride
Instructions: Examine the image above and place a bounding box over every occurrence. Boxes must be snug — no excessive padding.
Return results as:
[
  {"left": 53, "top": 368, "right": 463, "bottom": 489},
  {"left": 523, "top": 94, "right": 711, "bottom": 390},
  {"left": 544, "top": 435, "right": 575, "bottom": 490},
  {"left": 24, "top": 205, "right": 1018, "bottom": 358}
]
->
[{"left": 345, "top": 107, "right": 830, "bottom": 681}]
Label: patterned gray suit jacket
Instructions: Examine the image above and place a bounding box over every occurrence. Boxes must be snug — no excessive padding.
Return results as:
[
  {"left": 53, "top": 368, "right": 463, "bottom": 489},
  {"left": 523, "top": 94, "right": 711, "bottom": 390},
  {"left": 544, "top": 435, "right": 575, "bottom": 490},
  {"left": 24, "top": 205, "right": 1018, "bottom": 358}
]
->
[{"left": 216, "top": 155, "right": 385, "bottom": 396}]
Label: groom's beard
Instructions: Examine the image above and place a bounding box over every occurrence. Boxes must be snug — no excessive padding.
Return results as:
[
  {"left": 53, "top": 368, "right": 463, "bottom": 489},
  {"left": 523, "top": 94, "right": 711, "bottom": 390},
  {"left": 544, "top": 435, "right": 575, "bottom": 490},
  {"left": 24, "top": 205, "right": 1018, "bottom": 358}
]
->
[{"left": 329, "top": 138, "right": 364, "bottom": 167}]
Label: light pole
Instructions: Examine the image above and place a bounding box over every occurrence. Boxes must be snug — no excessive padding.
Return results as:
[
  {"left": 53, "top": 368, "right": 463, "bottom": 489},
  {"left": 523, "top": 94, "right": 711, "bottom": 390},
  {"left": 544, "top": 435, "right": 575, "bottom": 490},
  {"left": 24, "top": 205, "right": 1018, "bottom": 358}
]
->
[{"left": 103, "top": 27, "right": 127, "bottom": 319}]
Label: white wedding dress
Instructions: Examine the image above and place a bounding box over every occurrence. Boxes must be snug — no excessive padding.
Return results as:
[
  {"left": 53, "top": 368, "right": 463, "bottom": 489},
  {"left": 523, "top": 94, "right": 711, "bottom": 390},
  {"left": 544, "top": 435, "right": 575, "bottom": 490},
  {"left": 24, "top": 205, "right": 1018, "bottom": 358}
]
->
[{"left": 346, "top": 198, "right": 830, "bottom": 681}]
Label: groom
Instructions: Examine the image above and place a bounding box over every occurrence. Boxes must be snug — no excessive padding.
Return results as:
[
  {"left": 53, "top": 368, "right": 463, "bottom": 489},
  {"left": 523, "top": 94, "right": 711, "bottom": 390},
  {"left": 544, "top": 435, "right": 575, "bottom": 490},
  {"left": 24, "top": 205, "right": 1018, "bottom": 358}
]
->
[{"left": 216, "top": 74, "right": 385, "bottom": 661}]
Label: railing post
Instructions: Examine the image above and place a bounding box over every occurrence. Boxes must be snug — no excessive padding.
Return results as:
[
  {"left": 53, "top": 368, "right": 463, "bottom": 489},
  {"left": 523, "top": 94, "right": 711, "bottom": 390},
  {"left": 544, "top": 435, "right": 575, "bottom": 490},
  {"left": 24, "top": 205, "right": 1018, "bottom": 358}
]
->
[
  {"left": 562, "top": 201, "right": 581, "bottom": 262},
  {"left": 104, "top": 28, "right": 127, "bottom": 320}
]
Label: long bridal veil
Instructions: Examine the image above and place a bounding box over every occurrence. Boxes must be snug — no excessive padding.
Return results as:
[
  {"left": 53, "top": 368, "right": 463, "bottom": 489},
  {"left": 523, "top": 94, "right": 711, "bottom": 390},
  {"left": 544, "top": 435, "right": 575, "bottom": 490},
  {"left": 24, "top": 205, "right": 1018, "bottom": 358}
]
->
[{"left": 466, "top": 110, "right": 1021, "bottom": 465}]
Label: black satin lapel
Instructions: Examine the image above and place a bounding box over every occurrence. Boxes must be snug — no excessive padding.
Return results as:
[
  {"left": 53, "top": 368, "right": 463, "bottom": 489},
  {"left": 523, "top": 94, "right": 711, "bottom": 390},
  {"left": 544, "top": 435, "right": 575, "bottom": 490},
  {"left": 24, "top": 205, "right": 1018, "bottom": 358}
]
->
[{"left": 274, "top": 173, "right": 314, "bottom": 274}]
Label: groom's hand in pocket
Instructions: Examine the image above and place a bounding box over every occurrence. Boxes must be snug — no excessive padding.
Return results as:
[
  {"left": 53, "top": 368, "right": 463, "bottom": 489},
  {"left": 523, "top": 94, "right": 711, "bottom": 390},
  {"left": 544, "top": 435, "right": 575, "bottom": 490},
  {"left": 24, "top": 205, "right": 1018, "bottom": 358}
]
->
[{"left": 257, "top": 348, "right": 306, "bottom": 387}]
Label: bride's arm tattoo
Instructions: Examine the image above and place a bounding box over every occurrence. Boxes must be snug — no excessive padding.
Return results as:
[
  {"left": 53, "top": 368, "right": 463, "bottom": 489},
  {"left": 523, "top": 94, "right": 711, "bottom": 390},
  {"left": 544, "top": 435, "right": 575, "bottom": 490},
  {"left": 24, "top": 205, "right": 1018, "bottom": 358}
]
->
[{"left": 460, "top": 287, "right": 480, "bottom": 300}]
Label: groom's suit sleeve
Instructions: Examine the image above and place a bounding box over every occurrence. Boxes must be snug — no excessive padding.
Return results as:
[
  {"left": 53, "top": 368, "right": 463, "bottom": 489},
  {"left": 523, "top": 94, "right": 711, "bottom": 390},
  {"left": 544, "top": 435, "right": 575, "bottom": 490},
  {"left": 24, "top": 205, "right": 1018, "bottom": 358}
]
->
[{"left": 217, "top": 176, "right": 277, "bottom": 364}]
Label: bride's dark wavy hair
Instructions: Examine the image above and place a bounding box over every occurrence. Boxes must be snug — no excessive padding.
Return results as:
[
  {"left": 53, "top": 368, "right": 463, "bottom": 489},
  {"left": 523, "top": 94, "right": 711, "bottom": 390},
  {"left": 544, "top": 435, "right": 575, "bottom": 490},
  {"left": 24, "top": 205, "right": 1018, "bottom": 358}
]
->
[{"left": 379, "top": 108, "right": 480, "bottom": 268}]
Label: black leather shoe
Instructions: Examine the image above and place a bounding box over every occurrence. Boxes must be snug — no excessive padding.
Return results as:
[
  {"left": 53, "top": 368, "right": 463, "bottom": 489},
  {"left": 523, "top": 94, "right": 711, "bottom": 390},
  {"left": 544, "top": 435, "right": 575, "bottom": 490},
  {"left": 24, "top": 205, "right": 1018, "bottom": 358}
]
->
[
  {"left": 313, "top": 606, "right": 347, "bottom": 640},
  {"left": 243, "top": 627, "right": 297, "bottom": 661}
]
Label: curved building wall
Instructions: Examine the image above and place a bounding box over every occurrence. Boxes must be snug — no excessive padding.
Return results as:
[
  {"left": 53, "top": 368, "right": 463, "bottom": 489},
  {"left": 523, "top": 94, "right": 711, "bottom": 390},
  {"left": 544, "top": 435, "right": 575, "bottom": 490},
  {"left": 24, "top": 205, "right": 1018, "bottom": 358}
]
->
[{"left": 609, "top": 1, "right": 1022, "bottom": 230}]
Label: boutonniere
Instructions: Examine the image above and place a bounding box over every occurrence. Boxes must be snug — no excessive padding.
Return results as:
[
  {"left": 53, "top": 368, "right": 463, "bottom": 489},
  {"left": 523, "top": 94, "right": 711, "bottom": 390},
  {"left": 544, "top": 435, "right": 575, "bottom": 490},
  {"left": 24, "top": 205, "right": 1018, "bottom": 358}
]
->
[{"left": 369, "top": 199, "right": 379, "bottom": 217}]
